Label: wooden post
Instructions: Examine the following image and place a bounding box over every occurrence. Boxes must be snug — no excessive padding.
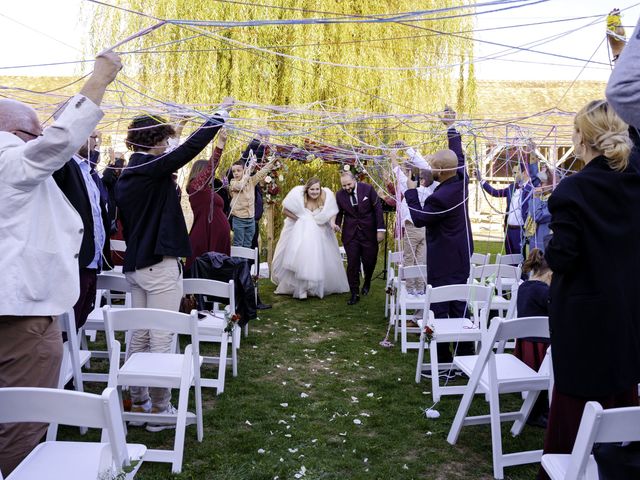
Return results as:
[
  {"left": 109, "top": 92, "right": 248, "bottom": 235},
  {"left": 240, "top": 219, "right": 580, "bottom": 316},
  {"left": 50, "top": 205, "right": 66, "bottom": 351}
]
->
[{"left": 266, "top": 202, "right": 275, "bottom": 270}]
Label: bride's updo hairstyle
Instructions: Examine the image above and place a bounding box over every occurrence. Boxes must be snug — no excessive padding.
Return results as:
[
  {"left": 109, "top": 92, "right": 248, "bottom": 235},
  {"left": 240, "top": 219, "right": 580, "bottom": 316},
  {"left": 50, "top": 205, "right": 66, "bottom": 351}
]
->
[
  {"left": 574, "top": 100, "right": 631, "bottom": 172},
  {"left": 304, "top": 177, "right": 325, "bottom": 206}
]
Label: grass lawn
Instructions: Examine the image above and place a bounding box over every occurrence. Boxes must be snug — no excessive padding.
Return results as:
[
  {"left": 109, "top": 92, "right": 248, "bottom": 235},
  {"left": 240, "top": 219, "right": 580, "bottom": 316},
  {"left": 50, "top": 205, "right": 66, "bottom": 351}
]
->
[{"left": 60, "top": 240, "right": 546, "bottom": 479}]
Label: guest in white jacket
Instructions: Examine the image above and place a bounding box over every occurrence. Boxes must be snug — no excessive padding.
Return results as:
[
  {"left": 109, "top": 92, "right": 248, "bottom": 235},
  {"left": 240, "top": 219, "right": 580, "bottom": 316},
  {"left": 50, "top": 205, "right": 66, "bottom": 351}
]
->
[{"left": 0, "top": 51, "right": 122, "bottom": 476}]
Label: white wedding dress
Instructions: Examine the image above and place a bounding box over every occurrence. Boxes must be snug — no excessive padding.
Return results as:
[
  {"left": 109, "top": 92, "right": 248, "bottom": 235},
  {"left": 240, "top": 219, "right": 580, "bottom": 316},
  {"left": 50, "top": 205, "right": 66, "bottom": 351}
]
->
[{"left": 271, "top": 186, "right": 349, "bottom": 299}]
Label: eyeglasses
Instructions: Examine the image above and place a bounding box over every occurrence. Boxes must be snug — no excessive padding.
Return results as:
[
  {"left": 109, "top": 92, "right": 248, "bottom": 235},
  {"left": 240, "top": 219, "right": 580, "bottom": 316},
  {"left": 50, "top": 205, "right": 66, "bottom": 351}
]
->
[{"left": 13, "top": 129, "right": 43, "bottom": 140}]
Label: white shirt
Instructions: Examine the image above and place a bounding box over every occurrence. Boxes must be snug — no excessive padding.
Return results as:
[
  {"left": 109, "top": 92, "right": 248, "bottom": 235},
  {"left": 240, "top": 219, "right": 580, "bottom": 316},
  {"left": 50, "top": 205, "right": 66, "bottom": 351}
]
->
[
  {"left": 393, "top": 165, "right": 438, "bottom": 225},
  {"left": 507, "top": 187, "right": 524, "bottom": 226},
  {"left": 0, "top": 95, "right": 103, "bottom": 316}
]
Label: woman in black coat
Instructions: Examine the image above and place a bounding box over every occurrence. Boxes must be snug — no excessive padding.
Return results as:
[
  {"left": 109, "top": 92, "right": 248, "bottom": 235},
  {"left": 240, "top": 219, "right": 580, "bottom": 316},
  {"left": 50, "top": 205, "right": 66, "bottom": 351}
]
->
[{"left": 540, "top": 100, "right": 640, "bottom": 472}]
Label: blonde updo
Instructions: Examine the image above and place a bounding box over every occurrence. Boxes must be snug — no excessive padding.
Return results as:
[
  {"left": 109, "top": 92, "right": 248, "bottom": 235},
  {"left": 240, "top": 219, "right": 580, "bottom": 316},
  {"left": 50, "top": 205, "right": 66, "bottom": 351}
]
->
[{"left": 574, "top": 100, "right": 631, "bottom": 172}]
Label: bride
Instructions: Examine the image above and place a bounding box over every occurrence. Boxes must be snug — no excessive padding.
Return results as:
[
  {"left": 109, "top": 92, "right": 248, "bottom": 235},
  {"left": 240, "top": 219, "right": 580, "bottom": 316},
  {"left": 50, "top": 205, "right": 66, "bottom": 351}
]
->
[{"left": 271, "top": 177, "right": 349, "bottom": 299}]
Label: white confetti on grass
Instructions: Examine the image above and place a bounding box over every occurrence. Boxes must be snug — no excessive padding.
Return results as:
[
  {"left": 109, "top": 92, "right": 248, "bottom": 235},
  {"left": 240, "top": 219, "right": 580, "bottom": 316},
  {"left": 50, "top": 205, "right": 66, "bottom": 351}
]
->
[
  {"left": 288, "top": 448, "right": 298, "bottom": 453},
  {"left": 425, "top": 408, "right": 440, "bottom": 419},
  {"left": 300, "top": 392, "right": 309, "bottom": 398},
  {"left": 353, "top": 419, "right": 362, "bottom": 425},
  {"left": 366, "top": 392, "right": 374, "bottom": 397},
  {"left": 257, "top": 448, "right": 265, "bottom": 454},
  {"left": 245, "top": 420, "right": 252, "bottom": 426},
  {"left": 280, "top": 403, "right": 289, "bottom": 408}
]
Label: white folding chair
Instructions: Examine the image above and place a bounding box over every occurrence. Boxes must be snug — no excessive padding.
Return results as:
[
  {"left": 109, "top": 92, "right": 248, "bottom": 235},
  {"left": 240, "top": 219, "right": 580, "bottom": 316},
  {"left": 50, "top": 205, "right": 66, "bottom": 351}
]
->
[
  {"left": 542, "top": 401, "right": 640, "bottom": 480},
  {"left": 471, "top": 252, "right": 491, "bottom": 267},
  {"left": 230, "top": 245, "right": 259, "bottom": 338},
  {"left": 57, "top": 311, "right": 91, "bottom": 393},
  {"left": 394, "top": 265, "right": 428, "bottom": 353},
  {"left": 81, "top": 274, "right": 133, "bottom": 382},
  {"left": 0, "top": 387, "right": 145, "bottom": 480},
  {"left": 183, "top": 278, "right": 237, "bottom": 390},
  {"left": 468, "top": 264, "right": 521, "bottom": 317},
  {"left": 447, "top": 316, "right": 551, "bottom": 480},
  {"left": 110, "top": 239, "right": 127, "bottom": 274},
  {"left": 495, "top": 253, "right": 524, "bottom": 266},
  {"left": 103, "top": 307, "right": 203, "bottom": 474},
  {"left": 414, "top": 284, "right": 493, "bottom": 402},
  {"left": 494, "top": 253, "right": 524, "bottom": 293},
  {"left": 385, "top": 251, "right": 403, "bottom": 320}
]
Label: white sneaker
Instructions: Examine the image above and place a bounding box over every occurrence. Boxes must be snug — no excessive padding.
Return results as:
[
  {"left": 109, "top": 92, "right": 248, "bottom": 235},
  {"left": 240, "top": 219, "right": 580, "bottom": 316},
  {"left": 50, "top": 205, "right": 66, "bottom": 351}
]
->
[
  {"left": 146, "top": 404, "right": 178, "bottom": 432},
  {"left": 129, "top": 399, "right": 151, "bottom": 427}
]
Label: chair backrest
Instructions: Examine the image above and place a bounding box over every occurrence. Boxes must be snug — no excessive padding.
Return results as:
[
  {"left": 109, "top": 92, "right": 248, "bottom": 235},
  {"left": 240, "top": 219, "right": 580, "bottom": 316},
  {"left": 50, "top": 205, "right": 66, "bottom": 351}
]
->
[
  {"left": 183, "top": 278, "right": 236, "bottom": 315},
  {"left": 0, "top": 387, "right": 130, "bottom": 469},
  {"left": 491, "top": 316, "right": 550, "bottom": 343},
  {"left": 495, "top": 253, "right": 524, "bottom": 266},
  {"left": 426, "top": 284, "right": 494, "bottom": 326},
  {"left": 563, "top": 401, "right": 640, "bottom": 479},
  {"left": 398, "top": 265, "right": 427, "bottom": 282},
  {"left": 110, "top": 239, "right": 127, "bottom": 253},
  {"left": 470, "top": 252, "right": 490, "bottom": 266},
  {"left": 96, "top": 273, "right": 131, "bottom": 292},
  {"left": 230, "top": 246, "right": 259, "bottom": 275},
  {"left": 56, "top": 311, "right": 83, "bottom": 389},
  {"left": 103, "top": 307, "right": 198, "bottom": 339},
  {"left": 469, "top": 264, "right": 521, "bottom": 282}
]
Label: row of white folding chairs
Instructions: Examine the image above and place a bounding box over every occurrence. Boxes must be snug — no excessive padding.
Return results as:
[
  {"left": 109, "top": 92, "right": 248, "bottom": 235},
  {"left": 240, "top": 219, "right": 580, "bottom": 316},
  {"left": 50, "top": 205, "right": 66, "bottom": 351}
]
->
[
  {"left": 392, "top": 263, "right": 521, "bottom": 353},
  {"left": 79, "top": 276, "right": 240, "bottom": 391},
  {"left": 0, "top": 387, "right": 145, "bottom": 480},
  {"left": 387, "top": 250, "right": 520, "bottom": 319},
  {"left": 109, "top": 239, "right": 255, "bottom": 339},
  {"left": 56, "top": 302, "right": 231, "bottom": 473}
]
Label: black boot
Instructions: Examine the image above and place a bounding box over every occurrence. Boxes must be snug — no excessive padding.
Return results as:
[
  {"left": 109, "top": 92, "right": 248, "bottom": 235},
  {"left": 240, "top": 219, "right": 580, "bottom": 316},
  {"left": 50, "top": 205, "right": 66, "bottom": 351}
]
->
[
  {"left": 361, "top": 281, "right": 371, "bottom": 296},
  {"left": 347, "top": 292, "right": 360, "bottom": 305}
]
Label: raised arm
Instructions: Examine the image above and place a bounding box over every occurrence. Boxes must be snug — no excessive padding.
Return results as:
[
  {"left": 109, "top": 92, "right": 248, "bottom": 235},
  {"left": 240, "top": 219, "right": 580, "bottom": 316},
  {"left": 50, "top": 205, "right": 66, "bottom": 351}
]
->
[
  {"left": 143, "top": 115, "right": 226, "bottom": 178},
  {"left": 481, "top": 180, "right": 510, "bottom": 198},
  {"left": 188, "top": 130, "right": 226, "bottom": 194},
  {"left": 1, "top": 53, "right": 121, "bottom": 190},
  {"left": 606, "top": 17, "right": 640, "bottom": 127}
]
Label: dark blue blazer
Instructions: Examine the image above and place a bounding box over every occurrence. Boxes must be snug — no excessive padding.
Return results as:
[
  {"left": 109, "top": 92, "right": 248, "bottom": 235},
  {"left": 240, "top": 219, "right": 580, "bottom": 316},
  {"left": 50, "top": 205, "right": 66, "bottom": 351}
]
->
[{"left": 405, "top": 128, "right": 473, "bottom": 285}]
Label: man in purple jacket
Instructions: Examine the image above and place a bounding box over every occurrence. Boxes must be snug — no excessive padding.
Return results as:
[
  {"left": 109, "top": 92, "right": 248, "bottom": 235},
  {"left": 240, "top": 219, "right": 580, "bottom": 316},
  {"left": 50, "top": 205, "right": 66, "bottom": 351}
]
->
[
  {"left": 405, "top": 110, "right": 474, "bottom": 364},
  {"left": 335, "top": 171, "right": 385, "bottom": 305}
]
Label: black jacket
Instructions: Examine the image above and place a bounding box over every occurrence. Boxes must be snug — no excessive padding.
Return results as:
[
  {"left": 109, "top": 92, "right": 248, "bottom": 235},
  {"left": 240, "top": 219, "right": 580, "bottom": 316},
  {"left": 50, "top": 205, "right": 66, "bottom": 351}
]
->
[
  {"left": 187, "top": 252, "right": 257, "bottom": 325},
  {"left": 115, "top": 117, "right": 224, "bottom": 272},
  {"left": 53, "top": 158, "right": 111, "bottom": 271},
  {"left": 545, "top": 155, "right": 640, "bottom": 397}
]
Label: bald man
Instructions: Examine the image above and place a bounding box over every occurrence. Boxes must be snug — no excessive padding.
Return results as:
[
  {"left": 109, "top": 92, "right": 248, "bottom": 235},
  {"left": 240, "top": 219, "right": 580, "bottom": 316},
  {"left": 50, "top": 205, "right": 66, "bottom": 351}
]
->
[
  {"left": 0, "top": 51, "right": 121, "bottom": 475},
  {"left": 405, "top": 110, "right": 474, "bottom": 367}
]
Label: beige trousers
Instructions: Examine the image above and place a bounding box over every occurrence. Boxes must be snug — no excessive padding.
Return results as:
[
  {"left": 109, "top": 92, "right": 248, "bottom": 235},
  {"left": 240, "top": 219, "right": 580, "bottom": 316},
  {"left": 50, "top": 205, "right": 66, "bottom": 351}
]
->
[
  {"left": 403, "top": 221, "right": 426, "bottom": 292},
  {"left": 125, "top": 257, "right": 183, "bottom": 411},
  {"left": 0, "top": 316, "right": 63, "bottom": 475}
]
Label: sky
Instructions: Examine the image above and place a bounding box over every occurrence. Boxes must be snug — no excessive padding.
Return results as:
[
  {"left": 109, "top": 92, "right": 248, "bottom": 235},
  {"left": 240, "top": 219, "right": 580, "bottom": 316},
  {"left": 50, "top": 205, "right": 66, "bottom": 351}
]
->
[{"left": 1, "top": 0, "right": 639, "bottom": 81}]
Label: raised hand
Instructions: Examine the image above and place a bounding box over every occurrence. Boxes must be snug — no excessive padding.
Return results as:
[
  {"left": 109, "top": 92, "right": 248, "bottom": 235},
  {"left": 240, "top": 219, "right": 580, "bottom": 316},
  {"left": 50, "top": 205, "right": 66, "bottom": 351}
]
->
[{"left": 439, "top": 105, "right": 456, "bottom": 127}]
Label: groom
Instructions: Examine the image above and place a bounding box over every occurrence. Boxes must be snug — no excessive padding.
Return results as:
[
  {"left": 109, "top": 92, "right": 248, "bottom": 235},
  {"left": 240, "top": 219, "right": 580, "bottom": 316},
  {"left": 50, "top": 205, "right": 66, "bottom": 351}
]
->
[{"left": 334, "top": 171, "right": 385, "bottom": 305}]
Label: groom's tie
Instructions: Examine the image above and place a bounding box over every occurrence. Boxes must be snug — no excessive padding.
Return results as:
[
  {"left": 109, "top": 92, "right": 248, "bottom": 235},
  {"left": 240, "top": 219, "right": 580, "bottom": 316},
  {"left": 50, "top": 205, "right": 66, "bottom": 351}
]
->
[{"left": 350, "top": 192, "right": 358, "bottom": 208}]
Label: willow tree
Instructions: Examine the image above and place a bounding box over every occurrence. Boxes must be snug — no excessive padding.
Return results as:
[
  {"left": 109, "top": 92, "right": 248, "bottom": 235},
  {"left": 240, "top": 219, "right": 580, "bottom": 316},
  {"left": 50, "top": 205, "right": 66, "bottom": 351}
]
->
[{"left": 86, "top": 0, "right": 476, "bottom": 244}]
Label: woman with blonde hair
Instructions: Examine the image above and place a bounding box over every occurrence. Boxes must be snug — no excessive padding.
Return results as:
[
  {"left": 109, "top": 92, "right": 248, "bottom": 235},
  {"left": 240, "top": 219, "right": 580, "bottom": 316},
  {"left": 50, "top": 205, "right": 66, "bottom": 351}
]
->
[
  {"left": 271, "top": 177, "right": 349, "bottom": 299},
  {"left": 540, "top": 100, "right": 640, "bottom": 476}
]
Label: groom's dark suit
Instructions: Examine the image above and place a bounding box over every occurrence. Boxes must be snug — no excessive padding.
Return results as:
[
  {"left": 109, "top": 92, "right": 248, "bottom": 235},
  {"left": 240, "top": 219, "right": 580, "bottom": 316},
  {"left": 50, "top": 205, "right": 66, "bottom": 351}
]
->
[{"left": 336, "top": 182, "right": 385, "bottom": 294}]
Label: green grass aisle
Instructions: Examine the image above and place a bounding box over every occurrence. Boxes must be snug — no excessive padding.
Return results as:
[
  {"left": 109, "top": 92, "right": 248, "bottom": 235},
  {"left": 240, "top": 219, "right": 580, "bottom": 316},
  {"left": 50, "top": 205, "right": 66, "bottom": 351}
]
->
[{"left": 62, "top": 242, "right": 545, "bottom": 479}]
